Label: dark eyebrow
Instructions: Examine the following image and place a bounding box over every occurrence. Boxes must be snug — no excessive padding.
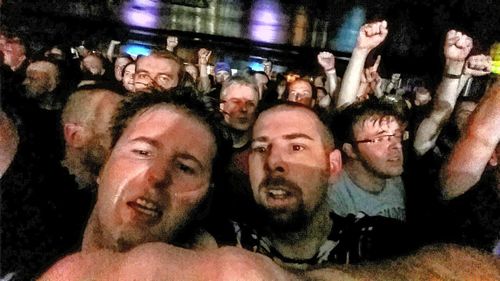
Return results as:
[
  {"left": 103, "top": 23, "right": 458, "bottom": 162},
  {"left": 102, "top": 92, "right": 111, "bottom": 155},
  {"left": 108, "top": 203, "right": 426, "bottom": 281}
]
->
[
  {"left": 173, "top": 152, "right": 204, "bottom": 170},
  {"left": 283, "top": 133, "right": 314, "bottom": 141},
  {"left": 130, "top": 136, "right": 161, "bottom": 147},
  {"left": 252, "top": 133, "right": 314, "bottom": 143}
]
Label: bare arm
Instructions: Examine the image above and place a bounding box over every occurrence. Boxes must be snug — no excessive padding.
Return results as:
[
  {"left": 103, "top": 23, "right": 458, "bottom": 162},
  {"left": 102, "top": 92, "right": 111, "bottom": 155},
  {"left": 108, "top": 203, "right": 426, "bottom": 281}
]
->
[
  {"left": 413, "top": 30, "right": 473, "bottom": 156},
  {"left": 197, "top": 48, "right": 212, "bottom": 93},
  {"left": 336, "top": 20, "right": 388, "bottom": 109},
  {"left": 317, "top": 51, "right": 338, "bottom": 97},
  {"left": 440, "top": 81, "right": 500, "bottom": 199},
  {"left": 105, "top": 40, "right": 120, "bottom": 62}
]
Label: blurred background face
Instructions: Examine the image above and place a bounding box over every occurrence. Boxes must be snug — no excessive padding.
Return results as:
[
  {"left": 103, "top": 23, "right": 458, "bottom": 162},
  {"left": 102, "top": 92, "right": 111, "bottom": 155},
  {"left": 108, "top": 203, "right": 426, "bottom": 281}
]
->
[
  {"left": 185, "top": 64, "right": 198, "bottom": 80},
  {"left": 3, "top": 38, "right": 25, "bottom": 69},
  {"left": 220, "top": 84, "right": 258, "bottom": 131},
  {"left": 122, "top": 63, "right": 136, "bottom": 93},
  {"left": 215, "top": 71, "right": 230, "bottom": 84},
  {"left": 115, "top": 57, "right": 132, "bottom": 81},
  {"left": 287, "top": 80, "right": 314, "bottom": 107},
  {"left": 82, "top": 54, "right": 104, "bottom": 76}
]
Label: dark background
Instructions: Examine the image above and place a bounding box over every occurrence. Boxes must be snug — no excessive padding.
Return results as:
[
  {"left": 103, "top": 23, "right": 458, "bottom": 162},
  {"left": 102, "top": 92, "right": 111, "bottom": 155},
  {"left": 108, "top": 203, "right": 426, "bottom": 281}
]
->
[{"left": 2, "top": 0, "right": 499, "bottom": 84}]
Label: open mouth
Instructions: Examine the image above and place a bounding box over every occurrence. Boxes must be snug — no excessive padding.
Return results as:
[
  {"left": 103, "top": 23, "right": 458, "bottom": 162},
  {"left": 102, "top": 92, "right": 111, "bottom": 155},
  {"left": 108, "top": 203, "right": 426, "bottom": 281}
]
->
[{"left": 127, "top": 197, "right": 163, "bottom": 221}]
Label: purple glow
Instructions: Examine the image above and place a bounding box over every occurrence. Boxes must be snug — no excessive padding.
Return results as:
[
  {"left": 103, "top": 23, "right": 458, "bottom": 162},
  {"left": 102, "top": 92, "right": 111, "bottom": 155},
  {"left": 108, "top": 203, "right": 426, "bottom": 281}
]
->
[
  {"left": 121, "top": 0, "right": 160, "bottom": 29},
  {"left": 249, "top": 0, "right": 286, "bottom": 44}
]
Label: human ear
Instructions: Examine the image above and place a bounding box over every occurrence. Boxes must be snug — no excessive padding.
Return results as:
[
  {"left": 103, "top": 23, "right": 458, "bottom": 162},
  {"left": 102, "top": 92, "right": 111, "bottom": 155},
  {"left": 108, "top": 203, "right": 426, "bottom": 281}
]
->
[
  {"left": 328, "top": 149, "right": 342, "bottom": 177},
  {"left": 63, "top": 123, "right": 87, "bottom": 148},
  {"left": 488, "top": 152, "right": 498, "bottom": 167},
  {"left": 342, "top": 143, "right": 357, "bottom": 159}
]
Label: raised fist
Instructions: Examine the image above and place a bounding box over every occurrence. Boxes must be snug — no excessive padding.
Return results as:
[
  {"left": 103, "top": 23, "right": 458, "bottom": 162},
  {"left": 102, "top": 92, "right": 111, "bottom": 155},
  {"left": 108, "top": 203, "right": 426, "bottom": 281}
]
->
[
  {"left": 355, "top": 20, "right": 388, "bottom": 51},
  {"left": 464, "top": 54, "right": 492, "bottom": 76},
  {"left": 198, "top": 48, "right": 212, "bottom": 65},
  {"left": 317, "top": 51, "right": 335, "bottom": 72},
  {"left": 443, "top": 30, "right": 473, "bottom": 62}
]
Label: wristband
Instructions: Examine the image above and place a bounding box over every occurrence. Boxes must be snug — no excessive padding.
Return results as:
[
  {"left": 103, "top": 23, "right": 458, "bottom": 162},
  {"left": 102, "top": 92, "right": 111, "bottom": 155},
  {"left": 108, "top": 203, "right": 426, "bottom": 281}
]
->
[
  {"left": 443, "top": 73, "right": 461, "bottom": 79},
  {"left": 325, "top": 69, "right": 336, "bottom": 75}
]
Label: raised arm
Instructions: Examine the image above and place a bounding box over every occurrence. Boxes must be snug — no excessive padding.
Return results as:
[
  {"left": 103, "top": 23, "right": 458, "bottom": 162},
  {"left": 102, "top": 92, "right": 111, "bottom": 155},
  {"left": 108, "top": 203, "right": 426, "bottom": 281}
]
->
[
  {"left": 317, "top": 51, "right": 339, "bottom": 98},
  {"left": 166, "top": 36, "right": 179, "bottom": 52},
  {"left": 440, "top": 81, "right": 500, "bottom": 199},
  {"left": 413, "top": 30, "right": 473, "bottom": 156},
  {"left": 336, "top": 20, "right": 388, "bottom": 109},
  {"left": 197, "top": 48, "right": 212, "bottom": 93}
]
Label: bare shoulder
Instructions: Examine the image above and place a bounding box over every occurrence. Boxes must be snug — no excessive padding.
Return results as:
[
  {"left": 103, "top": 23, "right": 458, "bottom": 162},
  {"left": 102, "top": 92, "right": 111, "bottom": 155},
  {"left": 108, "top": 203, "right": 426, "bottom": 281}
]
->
[
  {"left": 37, "top": 252, "right": 89, "bottom": 281},
  {"left": 214, "top": 246, "right": 300, "bottom": 281}
]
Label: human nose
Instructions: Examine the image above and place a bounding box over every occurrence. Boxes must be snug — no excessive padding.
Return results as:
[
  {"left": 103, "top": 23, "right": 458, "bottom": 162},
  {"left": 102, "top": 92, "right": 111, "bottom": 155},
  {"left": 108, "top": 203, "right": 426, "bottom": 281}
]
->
[
  {"left": 264, "top": 145, "right": 287, "bottom": 175},
  {"left": 145, "top": 159, "right": 172, "bottom": 189}
]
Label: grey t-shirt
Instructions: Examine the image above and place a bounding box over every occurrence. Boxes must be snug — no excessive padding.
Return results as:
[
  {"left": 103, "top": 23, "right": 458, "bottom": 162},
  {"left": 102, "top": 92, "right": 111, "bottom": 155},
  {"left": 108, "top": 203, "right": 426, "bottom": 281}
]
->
[{"left": 327, "top": 171, "right": 406, "bottom": 221}]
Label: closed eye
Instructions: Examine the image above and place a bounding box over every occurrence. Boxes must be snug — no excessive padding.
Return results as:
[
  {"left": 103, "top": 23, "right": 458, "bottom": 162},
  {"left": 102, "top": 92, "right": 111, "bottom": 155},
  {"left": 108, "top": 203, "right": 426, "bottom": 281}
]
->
[{"left": 177, "top": 162, "right": 195, "bottom": 175}]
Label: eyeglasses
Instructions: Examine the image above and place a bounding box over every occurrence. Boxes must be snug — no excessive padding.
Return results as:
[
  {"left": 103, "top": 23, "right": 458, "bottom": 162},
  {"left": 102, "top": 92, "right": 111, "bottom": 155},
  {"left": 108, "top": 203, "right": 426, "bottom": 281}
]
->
[
  {"left": 354, "top": 133, "right": 407, "bottom": 144},
  {"left": 135, "top": 72, "right": 174, "bottom": 89}
]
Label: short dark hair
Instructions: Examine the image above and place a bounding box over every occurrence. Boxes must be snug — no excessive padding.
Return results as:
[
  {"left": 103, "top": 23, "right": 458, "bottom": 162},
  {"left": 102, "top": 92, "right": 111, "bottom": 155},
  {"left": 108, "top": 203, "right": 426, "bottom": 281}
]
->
[
  {"left": 256, "top": 101, "right": 335, "bottom": 149},
  {"left": 331, "top": 96, "right": 407, "bottom": 146},
  {"left": 110, "top": 87, "right": 232, "bottom": 187},
  {"left": 136, "top": 50, "right": 188, "bottom": 87}
]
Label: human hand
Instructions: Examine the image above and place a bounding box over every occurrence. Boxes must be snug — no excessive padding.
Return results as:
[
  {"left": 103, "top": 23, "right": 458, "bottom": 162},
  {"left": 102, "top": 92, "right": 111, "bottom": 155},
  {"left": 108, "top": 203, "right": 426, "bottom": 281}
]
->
[
  {"left": 110, "top": 40, "right": 121, "bottom": 45},
  {"left": 443, "top": 30, "right": 473, "bottom": 62},
  {"left": 166, "top": 36, "right": 178, "bottom": 51},
  {"left": 198, "top": 48, "right": 212, "bottom": 65},
  {"left": 463, "top": 54, "right": 492, "bottom": 76},
  {"left": 317, "top": 51, "right": 336, "bottom": 72},
  {"left": 355, "top": 20, "right": 388, "bottom": 51}
]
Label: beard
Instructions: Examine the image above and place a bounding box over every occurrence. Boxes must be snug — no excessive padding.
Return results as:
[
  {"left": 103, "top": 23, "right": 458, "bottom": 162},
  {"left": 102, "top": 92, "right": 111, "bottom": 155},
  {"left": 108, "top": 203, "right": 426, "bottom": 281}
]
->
[{"left": 256, "top": 176, "right": 309, "bottom": 232}]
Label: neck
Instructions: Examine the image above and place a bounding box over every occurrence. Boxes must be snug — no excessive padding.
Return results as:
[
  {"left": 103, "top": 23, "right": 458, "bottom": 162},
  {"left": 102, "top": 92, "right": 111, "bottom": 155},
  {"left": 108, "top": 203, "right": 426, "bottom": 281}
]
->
[
  {"left": 266, "top": 202, "right": 332, "bottom": 260},
  {"left": 231, "top": 129, "right": 251, "bottom": 149},
  {"left": 344, "top": 160, "right": 386, "bottom": 193},
  {"left": 82, "top": 210, "right": 108, "bottom": 252}
]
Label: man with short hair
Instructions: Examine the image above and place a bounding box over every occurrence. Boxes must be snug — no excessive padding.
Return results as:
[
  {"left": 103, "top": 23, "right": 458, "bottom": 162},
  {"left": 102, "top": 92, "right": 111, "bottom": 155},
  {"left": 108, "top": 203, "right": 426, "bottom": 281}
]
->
[
  {"left": 231, "top": 102, "right": 409, "bottom": 269},
  {"left": 23, "top": 60, "right": 62, "bottom": 110},
  {"left": 134, "top": 50, "right": 185, "bottom": 92},
  {"left": 328, "top": 98, "right": 407, "bottom": 221},
  {"left": 286, "top": 78, "right": 317, "bottom": 108},
  {"left": 61, "top": 88, "right": 123, "bottom": 189},
  {"left": 212, "top": 76, "right": 260, "bottom": 223}
]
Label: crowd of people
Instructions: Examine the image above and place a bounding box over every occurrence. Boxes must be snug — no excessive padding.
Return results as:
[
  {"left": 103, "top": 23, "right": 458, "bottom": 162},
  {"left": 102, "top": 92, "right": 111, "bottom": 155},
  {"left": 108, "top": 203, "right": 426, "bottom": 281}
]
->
[{"left": 0, "top": 18, "right": 499, "bottom": 280}]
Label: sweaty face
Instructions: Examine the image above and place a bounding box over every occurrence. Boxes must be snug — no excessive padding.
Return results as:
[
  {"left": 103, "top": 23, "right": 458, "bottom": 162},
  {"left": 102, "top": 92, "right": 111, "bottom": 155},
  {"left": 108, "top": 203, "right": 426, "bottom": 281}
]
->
[
  {"left": 134, "top": 55, "right": 180, "bottom": 92},
  {"left": 115, "top": 57, "right": 132, "bottom": 81},
  {"left": 122, "top": 64, "right": 136, "bottom": 93},
  {"left": 352, "top": 116, "right": 404, "bottom": 178},
  {"left": 220, "top": 84, "right": 259, "bottom": 131},
  {"left": 287, "top": 80, "right": 314, "bottom": 107},
  {"left": 249, "top": 107, "right": 337, "bottom": 229},
  {"left": 94, "top": 106, "right": 215, "bottom": 251}
]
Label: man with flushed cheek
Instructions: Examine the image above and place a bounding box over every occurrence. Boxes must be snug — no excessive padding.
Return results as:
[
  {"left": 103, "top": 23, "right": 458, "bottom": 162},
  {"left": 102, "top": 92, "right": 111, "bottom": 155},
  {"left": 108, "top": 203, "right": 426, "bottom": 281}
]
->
[
  {"left": 229, "top": 102, "right": 411, "bottom": 269},
  {"left": 85, "top": 96, "right": 217, "bottom": 252},
  {"left": 133, "top": 50, "right": 184, "bottom": 93}
]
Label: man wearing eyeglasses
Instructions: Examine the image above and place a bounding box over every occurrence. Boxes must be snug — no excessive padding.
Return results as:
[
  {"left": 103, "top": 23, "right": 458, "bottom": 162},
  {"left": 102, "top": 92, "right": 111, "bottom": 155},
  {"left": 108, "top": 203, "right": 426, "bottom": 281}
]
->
[
  {"left": 328, "top": 97, "right": 407, "bottom": 221},
  {"left": 134, "top": 50, "right": 186, "bottom": 92}
]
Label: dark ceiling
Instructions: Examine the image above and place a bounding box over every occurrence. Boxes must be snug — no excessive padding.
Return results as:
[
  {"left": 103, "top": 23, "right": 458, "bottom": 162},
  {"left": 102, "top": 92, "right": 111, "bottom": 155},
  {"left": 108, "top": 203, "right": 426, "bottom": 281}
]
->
[{"left": 2, "top": 0, "right": 499, "bottom": 77}]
